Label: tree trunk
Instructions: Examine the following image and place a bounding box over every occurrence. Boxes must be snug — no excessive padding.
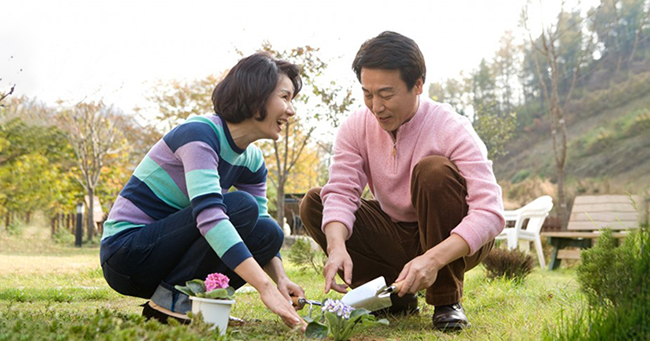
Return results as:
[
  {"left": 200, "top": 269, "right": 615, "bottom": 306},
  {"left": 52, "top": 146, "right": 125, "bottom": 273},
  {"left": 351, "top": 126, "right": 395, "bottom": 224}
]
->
[
  {"left": 5, "top": 212, "right": 11, "bottom": 229},
  {"left": 26, "top": 211, "right": 31, "bottom": 224},
  {"left": 51, "top": 216, "right": 57, "bottom": 237},
  {"left": 86, "top": 188, "right": 95, "bottom": 241},
  {"left": 276, "top": 176, "right": 286, "bottom": 230}
]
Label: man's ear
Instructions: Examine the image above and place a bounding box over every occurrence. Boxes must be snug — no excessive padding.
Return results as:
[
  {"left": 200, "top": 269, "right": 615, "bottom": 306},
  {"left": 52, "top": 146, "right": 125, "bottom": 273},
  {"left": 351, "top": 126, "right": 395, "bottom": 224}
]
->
[{"left": 414, "top": 77, "right": 424, "bottom": 95}]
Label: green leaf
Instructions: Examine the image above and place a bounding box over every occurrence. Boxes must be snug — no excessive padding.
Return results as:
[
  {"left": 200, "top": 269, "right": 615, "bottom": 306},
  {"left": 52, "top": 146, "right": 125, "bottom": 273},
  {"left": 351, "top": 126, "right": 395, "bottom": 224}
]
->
[
  {"left": 186, "top": 279, "right": 205, "bottom": 295},
  {"left": 174, "top": 285, "right": 194, "bottom": 297},
  {"left": 348, "top": 308, "right": 369, "bottom": 320},
  {"left": 305, "top": 321, "right": 328, "bottom": 339},
  {"left": 204, "top": 288, "right": 232, "bottom": 300}
]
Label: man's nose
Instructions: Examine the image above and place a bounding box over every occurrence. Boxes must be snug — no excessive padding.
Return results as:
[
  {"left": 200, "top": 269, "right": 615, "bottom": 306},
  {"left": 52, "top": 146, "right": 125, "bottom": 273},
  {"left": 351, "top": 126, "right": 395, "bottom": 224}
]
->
[{"left": 372, "top": 98, "right": 385, "bottom": 113}]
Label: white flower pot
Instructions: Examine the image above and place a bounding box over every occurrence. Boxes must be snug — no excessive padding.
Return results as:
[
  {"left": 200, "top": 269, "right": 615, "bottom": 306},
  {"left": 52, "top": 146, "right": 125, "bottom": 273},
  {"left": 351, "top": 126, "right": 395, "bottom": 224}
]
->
[{"left": 190, "top": 296, "right": 235, "bottom": 335}]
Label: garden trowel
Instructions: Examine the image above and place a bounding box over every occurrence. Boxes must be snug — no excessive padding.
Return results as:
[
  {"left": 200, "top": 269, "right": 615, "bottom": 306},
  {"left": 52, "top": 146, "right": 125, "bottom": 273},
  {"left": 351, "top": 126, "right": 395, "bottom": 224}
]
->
[{"left": 340, "top": 276, "right": 399, "bottom": 312}]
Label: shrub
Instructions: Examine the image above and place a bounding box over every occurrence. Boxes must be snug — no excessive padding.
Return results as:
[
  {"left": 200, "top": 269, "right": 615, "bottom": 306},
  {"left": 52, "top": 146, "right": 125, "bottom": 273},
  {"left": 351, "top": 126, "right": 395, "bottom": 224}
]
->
[
  {"left": 482, "top": 248, "right": 535, "bottom": 283},
  {"left": 576, "top": 229, "right": 636, "bottom": 307},
  {"left": 52, "top": 229, "right": 75, "bottom": 245},
  {"left": 287, "top": 237, "right": 325, "bottom": 274},
  {"left": 546, "top": 225, "right": 650, "bottom": 340}
]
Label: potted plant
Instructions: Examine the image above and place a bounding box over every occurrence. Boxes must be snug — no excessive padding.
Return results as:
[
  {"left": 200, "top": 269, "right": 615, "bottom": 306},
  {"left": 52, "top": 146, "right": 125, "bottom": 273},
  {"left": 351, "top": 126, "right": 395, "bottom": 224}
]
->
[
  {"left": 304, "top": 299, "right": 388, "bottom": 341},
  {"left": 175, "top": 272, "right": 235, "bottom": 335}
]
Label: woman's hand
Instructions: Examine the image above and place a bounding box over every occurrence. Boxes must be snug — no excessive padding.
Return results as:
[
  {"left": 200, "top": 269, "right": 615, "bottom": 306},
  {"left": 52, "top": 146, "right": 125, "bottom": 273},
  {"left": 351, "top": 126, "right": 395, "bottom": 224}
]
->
[
  {"left": 276, "top": 277, "right": 305, "bottom": 303},
  {"left": 235, "top": 258, "right": 306, "bottom": 330},
  {"left": 258, "top": 283, "right": 307, "bottom": 330}
]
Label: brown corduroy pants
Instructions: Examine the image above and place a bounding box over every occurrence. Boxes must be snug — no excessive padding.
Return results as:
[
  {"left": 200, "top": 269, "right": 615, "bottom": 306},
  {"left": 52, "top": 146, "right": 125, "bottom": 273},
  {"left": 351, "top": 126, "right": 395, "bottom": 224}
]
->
[{"left": 299, "top": 156, "right": 494, "bottom": 306}]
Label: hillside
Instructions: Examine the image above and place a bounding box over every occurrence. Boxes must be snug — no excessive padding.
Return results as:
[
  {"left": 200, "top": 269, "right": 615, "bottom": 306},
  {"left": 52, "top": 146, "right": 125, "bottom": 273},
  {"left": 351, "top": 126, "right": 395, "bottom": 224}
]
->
[{"left": 494, "top": 71, "right": 650, "bottom": 197}]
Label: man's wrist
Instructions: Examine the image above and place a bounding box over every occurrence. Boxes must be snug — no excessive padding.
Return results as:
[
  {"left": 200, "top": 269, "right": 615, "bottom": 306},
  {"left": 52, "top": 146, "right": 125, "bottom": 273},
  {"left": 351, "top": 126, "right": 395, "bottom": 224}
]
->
[{"left": 324, "top": 222, "right": 348, "bottom": 253}]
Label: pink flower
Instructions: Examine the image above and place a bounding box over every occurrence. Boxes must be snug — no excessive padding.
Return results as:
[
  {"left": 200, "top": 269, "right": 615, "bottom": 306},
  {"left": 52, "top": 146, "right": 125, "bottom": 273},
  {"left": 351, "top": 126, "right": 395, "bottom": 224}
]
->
[{"left": 205, "top": 272, "right": 230, "bottom": 292}]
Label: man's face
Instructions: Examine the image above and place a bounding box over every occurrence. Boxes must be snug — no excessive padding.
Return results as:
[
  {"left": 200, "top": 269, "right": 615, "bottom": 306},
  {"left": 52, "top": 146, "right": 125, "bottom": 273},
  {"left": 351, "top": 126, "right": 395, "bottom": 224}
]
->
[{"left": 360, "top": 68, "right": 423, "bottom": 133}]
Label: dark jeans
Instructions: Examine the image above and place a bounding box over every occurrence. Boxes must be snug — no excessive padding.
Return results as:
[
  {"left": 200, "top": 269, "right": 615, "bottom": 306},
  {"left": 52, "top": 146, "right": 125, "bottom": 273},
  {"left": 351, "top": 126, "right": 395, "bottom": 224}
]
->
[
  {"left": 300, "top": 156, "right": 494, "bottom": 306},
  {"left": 100, "top": 191, "right": 283, "bottom": 312}
]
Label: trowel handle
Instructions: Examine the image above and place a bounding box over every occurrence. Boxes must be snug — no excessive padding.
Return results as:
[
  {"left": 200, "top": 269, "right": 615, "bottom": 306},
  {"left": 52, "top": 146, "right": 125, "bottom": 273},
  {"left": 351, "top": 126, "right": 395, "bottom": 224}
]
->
[{"left": 291, "top": 296, "right": 307, "bottom": 310}]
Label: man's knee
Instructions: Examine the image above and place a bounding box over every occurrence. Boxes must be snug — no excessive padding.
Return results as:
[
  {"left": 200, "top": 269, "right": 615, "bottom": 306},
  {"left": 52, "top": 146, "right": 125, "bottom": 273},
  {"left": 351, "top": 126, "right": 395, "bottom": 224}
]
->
[
  {"left": 299, "top": 187, "right": 322, "bottom": 219},
  {"left": 412, "top": 156, "right": 463, "bottom": 192}
]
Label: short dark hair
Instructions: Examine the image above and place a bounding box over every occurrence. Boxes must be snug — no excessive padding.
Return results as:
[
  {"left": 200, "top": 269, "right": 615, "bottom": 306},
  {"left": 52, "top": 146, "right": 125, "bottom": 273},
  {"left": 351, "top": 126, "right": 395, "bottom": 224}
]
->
[
  {"left": 352, "top": 31, "right": 426, "bottom": 90},
  {"left": 212, "top": 52, "right": 302, "bottom": 123}
]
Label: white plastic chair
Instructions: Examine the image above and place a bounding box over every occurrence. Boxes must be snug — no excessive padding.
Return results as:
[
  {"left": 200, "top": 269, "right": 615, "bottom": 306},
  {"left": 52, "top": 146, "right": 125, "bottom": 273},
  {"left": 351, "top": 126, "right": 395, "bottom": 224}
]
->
[{"left": 495, "top": 196, "right": 553, "bottom": 269}]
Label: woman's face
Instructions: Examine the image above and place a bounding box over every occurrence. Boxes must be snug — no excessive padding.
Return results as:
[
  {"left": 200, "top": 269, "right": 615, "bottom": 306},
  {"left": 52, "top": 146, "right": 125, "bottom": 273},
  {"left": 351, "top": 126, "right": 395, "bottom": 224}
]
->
[{"left": 254, "top": 74, "right": 296, "bottom": 140}]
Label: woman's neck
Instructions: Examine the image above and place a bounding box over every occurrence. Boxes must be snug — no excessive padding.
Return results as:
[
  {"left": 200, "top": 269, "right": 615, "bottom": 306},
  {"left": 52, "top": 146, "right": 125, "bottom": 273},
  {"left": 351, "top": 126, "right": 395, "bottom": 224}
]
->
[{"left": 227, "top": 120, "right": 259, "bottom": 150}]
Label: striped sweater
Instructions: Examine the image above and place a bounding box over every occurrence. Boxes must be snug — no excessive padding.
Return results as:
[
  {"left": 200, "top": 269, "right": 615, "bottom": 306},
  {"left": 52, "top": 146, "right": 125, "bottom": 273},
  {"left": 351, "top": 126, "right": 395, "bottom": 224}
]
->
[{"left": 102, "top": 115, "right": 269, "bottom": 270}]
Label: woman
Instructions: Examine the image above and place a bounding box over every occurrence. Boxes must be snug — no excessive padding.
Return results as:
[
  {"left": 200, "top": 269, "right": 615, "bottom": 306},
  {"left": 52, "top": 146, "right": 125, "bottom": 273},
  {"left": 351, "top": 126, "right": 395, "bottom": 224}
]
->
[{"left": 100, "top": 52, "right": 305, "bottom": 328}]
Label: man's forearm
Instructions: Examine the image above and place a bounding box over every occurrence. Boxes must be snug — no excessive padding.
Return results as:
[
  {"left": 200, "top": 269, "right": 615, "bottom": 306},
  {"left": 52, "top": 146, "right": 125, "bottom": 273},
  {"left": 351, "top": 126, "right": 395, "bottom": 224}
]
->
[
  {"left": 423, "top": 234, "right": 470, "bottom": 270},
  {"left": 324, "top": 221, "right": 348, "bottom": 254}
]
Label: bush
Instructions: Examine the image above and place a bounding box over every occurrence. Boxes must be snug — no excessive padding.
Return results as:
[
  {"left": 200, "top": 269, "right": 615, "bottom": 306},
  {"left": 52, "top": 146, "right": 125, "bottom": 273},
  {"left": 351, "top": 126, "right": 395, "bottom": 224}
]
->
[
  {"left": 52, "top": 229, "right": 75, "bottom": 245},
  {"left": 576, "top": 229, "right": 636, "bottom": 307},
  {"left": 545, "top": 225, "right": 650, "bottom": 340},
  {"left": 482, "top": 248, "right": 534, "bottom": 283},
  {"left": 287, "top": 237, "right": 325, "bottom": 274}
]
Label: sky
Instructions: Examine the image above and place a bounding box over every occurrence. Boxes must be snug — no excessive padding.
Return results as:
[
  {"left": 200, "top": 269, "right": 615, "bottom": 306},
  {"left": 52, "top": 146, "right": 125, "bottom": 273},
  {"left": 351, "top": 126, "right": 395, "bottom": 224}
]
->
[{"left": 1, "top": 0, "right": 589, "bottom": 121}]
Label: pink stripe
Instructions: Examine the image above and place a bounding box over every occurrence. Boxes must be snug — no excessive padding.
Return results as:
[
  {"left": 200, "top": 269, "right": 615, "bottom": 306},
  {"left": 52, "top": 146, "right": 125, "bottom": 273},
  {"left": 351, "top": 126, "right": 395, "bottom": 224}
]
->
[
  {"left": 107, "top": 196, "right": 155, "bottom": 224},
  {"left": 196, "top": 206, "right": 229, "bottom": 236},
  {"left": 175, "top": 142, "right": 219, "bottom": 173}
]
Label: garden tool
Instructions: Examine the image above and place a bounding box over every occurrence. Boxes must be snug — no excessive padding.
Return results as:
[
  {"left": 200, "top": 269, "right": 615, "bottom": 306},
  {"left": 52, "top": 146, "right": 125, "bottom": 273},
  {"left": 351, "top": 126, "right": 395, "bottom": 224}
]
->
[
  {"left": 291, "top": 296, "right": 322, "bottom": 317},
  {"left": 340, "top": 276, "right": 400, "bottom": 312}
]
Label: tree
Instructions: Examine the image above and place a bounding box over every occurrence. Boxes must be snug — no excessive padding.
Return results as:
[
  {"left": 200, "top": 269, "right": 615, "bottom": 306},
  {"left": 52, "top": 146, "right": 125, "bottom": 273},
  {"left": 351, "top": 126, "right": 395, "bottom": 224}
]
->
[
  {"left": 0, "top": 97, "right": 75, "bottom": 227},
  {"left": 591, "top": 0, "right": 650, "bottom": 72},
  {"left": 522, "top": 1, "right": 599, "bottom": 227},
  {"left": 148, "top": 74, "right": 224, "bottom": 131},
  {"left": 259, "top": 43, "right": 354, "bottom": 226},
  {"left": 57, "top": 102, "right": 125, "bottom": 240}
]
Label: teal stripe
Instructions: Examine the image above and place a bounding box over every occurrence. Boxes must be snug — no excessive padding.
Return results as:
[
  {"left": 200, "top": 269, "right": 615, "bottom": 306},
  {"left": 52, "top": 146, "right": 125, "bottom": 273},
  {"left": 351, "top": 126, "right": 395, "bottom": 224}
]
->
[
  {"left": 255, "top": 195, "right": 270, "bottom": 217},
  {"left": 185, "top": 116, "right": 264, "bottom": 172},
  {"left": 185, "top": 169, "right": 221, "bottom": 200},
  {"left": 133, "top": 156, "right": 189, "bottom": 209},
  {"left": 204, "top": 220, "right": 242, "bottom": 258},
  {"left": 102, "top": 220, "right": 144, "bottom": 240}
]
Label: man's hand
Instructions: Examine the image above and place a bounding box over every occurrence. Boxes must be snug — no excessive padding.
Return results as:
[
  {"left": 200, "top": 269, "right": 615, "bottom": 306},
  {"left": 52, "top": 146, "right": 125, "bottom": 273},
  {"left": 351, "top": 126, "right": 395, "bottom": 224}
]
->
[
  {"left": 323, "top": 247, "right": 353, "bottom": 293},
  {"left": 394, "top": 253, "right": 439, "bottom": 296},
  {"left": 322, "top": 222, "right": 353, "bottom": 294},
  {"left": 395, "top": 234, "right": 471, "bottom": 296}
]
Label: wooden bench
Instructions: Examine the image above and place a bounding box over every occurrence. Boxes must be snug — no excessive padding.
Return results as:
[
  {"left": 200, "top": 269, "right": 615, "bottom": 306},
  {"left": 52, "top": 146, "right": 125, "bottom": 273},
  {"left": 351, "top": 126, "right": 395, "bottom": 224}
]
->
[{"left": 541, "top": 195, "right": 642, "bottom": 270}]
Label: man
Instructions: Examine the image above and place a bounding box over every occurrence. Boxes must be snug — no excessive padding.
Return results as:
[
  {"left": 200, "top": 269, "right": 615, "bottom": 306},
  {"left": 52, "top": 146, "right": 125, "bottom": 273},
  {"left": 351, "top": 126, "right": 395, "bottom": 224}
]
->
[{"left": 299, "top": 31, "right": 504, "bottom": 331}]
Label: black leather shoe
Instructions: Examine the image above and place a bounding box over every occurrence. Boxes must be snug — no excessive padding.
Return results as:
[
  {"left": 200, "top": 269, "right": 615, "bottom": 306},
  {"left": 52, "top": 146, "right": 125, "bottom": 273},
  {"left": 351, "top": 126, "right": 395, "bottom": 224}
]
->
[
  {"left": 371, "top": 293, "right": 419, "bottom": 317},
  {"left": 432, "top": 302, "right": 470, "bottom": 331},
  {"left": 142, "top": 301, "right": 191, "bottom": 325}
]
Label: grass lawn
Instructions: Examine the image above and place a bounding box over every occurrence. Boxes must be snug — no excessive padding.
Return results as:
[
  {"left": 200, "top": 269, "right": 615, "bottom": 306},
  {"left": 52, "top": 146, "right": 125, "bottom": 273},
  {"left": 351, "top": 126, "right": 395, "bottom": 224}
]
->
[{"left": 0, "top": 223, "right": 586, "bottom": 340}]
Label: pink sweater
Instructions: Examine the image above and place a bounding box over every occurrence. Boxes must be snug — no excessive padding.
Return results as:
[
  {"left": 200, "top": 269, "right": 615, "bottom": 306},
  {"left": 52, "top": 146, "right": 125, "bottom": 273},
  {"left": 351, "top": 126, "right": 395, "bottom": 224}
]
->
[{"left": 321, "top": 97, "right": 505, "bottom": 255}]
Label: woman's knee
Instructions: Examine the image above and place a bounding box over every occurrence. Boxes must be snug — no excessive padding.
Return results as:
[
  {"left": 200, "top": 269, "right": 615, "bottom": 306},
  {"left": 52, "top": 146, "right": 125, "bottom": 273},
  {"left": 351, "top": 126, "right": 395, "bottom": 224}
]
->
[{"left": 254, "top": 218, "right": 284, "bottom": 254}]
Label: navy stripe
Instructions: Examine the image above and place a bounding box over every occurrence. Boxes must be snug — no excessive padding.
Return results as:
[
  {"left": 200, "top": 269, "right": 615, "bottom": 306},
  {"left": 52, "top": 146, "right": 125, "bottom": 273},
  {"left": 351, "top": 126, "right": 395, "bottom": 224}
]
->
[
  {"left": 191, "top": 193, "right": 227, "bottom": 219},
  {"left": 120, "top": 176, "right": 178, "bottom": 220},
  {"left": 163, "top": 121, "right": 220, "bottom": 153},
  {"left": 219, "top": 162, "right": 267, "bottom": 185},
  {"left": 220, "top": 241, "right": 253, "bottom": 269},
  {"left": 218, "top": 116, "right": 246, "bottom": 154}
]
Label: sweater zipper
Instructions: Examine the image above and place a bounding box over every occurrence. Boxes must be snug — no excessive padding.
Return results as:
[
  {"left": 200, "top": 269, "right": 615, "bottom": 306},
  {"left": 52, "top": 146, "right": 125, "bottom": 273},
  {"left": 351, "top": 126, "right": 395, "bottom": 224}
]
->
[{"left": 391, "top": 134, "right": 398, "bottom": 174}]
